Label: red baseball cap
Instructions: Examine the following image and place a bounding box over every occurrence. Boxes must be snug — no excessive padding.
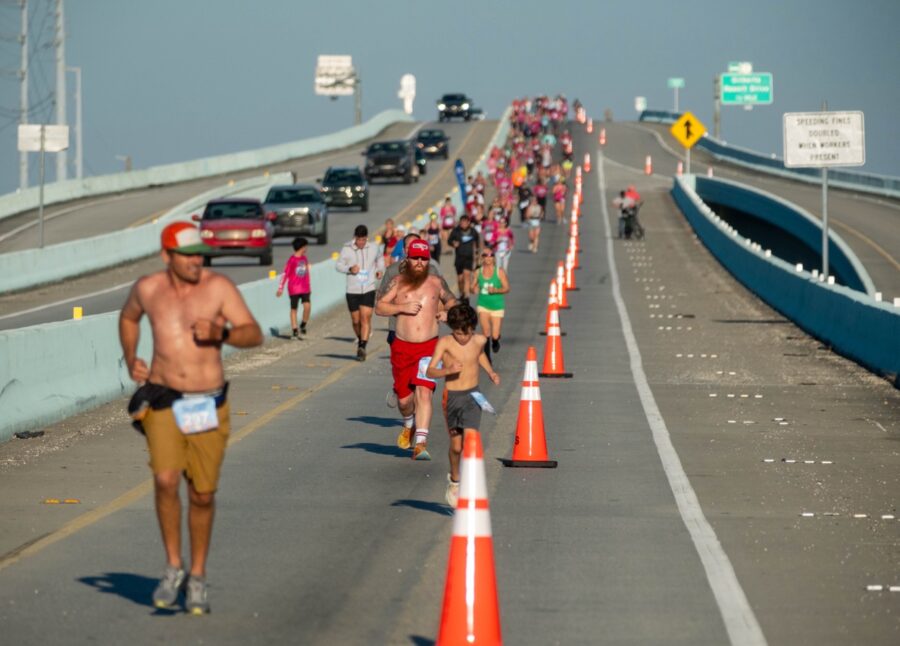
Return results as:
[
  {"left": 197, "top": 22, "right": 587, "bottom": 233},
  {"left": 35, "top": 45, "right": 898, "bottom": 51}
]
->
[
  {"left": 161, "top": 222, "right": 211, "bottom": 255},
  {"left": 407, "top": 240, "right": 430, "bottom": 260}
]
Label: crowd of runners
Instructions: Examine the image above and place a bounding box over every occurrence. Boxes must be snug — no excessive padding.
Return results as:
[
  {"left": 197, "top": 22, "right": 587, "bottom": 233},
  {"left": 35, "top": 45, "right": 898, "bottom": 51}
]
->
[{"left": 117, "top": 94, "right": 576, "bottom": 614}]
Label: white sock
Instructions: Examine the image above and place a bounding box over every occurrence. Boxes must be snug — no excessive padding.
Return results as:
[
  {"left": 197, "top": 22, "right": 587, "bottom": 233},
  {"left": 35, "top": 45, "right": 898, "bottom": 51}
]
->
[
  {"left": 414, "top": 429, "right": 429, "bottom": 445},
  {"left": 403, "top": 415, "right": 414, "bottom": 429}
]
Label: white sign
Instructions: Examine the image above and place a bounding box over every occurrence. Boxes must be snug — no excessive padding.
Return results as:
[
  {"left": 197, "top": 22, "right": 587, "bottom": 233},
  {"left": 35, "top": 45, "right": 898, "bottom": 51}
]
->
[
  {"left": 18, "top": 124, "right": 69, "bottom": 152},
  {"left": 634, "top": 96, "right": 647, "bottom": 112},
  {"left": 727, "top": 61, "right": 753, "bottom": 74},
  {"left": 783, "top": 111, "right": 865, "bottom": 168},
  {"left": 314, "top": 55, "right": 355, "bottom": 96},
  {"left": 398, "top": 74, "right": 416, "bottom": 115}
]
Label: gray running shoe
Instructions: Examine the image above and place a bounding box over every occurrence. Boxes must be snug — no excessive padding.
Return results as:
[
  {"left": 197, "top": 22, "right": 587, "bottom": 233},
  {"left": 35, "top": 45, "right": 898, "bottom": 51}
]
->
[
  {"left": 185, "top": 575, "right": 210, "bottom": 615},
  {"left": 385, "top": 389, "right": 398, "bottom": 408},
  {"left": 153, "top": 565, "right": 186, "bottom": 609}
]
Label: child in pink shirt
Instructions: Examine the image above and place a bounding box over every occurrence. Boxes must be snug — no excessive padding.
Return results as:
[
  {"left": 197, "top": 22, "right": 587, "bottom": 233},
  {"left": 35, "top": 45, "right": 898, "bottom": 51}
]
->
[{"left": 276, "top": 237, "right": 311, "bottom": 339}]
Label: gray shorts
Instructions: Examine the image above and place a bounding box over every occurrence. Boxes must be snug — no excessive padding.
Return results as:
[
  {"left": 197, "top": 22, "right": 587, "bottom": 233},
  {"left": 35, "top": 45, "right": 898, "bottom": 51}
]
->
[{"left": 443, "top": 387, "right": 482, "bottom": 432}]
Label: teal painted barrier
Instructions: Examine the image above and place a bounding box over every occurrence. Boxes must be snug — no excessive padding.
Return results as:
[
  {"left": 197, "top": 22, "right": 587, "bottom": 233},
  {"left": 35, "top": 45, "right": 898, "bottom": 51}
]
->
[
  {"left": 693, "top": 175, "right": 874, "bottom": 295},
  {"left": 0, "top": 258, "right": 345, "bottom": 444},
  {"left": 0, "top": 110, "right": 414, "bottom": 223},
  {"left": 672, "top": 175, "right": 900, "bottom": 382}
]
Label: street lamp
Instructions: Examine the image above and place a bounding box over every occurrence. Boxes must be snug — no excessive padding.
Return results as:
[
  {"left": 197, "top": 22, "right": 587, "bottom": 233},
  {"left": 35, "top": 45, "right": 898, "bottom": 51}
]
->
[{"left": 115, "top": 154, "right": 132, "bottom": 172}]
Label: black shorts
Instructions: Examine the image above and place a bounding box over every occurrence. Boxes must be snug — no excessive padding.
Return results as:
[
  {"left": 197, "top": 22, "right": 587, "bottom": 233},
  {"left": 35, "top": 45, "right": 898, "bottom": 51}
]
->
[
  {"left": 455, "top": 254, "right": 475, "bottom": 275},
  {"left": 289, "top": 293, "right": 310, "bottom": 308},
  {"left": 346, "top": 290, "right": 376, "bottom": 312},
  {"left": 443, "top": 387, "right": 482, "bottom": 432}
]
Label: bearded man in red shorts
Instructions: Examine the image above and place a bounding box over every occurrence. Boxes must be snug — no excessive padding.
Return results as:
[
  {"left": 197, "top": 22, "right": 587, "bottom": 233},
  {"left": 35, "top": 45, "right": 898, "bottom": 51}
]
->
[{"left": 375, "top": 240, "right": 456, "bottom": 460}]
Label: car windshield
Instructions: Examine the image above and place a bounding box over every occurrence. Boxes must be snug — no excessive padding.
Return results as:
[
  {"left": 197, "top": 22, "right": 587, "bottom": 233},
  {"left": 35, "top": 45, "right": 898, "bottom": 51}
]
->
[
  {"left": 203, "top": 202, "right": 262, "bottom": 220},
  {"left": 442, "top": 94, "right": 466, "bottom": 102},
  {"left": 369, "top": 142, "right": 406, "bottom": 154},
  {"left": 326, "top": 170, "right": 363, "bottom": 183},
  {"left": 418, "top": 130, "right": 443, "bottom": 140},
  {"left": 265, "top": 188, "right": 321, "bottom": 204}
]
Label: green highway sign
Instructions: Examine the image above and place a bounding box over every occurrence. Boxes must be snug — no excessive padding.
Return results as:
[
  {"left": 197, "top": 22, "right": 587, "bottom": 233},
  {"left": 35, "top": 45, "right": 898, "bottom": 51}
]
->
[
  {"left": 667, "top": 77, "right": 685, "bottom": 89},
  {"left": 720, "top": 73, "right": 773, "bottom": 105}
]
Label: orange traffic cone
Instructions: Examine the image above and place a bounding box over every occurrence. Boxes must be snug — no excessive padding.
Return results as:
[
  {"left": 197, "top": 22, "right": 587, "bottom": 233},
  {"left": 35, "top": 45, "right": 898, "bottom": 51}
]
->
[
  {"left": 569, "top": 236, "right": 581, "bottom": 270},
  {"left": 599, "top": 128, "right": 607, "bottom": 146},
  {"left": 556, "top": 263, "right": 570, "bottom": 309},
  {"left": 565, "top": 253, "right": 578, "bottom": 291},
  {"left": 676, "top": 161, "right": 683, "bottom": 176},
  {"left": 586, "top": 117, "right": 593, "bottom": 134},
  {"left": 707, "top": 166, "right": 714, "bottom": 177},
  {"left": 501, "top": 347, "right": 559, "bottom": 467},
  {"left": 644, "top": 155, "right": 652, "bottom": 175},
  {"left": 540, "top": 281, "right": 567, "bottom": 336},
  {"left": 570, "top": 223, "right": 581, "bottom": 251},
  {"left": 438, "top": 431, "right": 503, "bottom": 644},
  {"left": 539, "top": 304, "right": 573, "bottom": 379},
  {"left": 583, "top": 153, "right": 591, "bottom": 173}
]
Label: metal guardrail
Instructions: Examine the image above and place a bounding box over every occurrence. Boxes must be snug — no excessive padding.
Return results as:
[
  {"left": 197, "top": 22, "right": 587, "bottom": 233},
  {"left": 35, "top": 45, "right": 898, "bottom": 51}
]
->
[
  {"left": 640, "top": 110, "right": 900, "bottom": 198},
  {"left": 672, "top": 174, "right": 900, "bottom": 383}
]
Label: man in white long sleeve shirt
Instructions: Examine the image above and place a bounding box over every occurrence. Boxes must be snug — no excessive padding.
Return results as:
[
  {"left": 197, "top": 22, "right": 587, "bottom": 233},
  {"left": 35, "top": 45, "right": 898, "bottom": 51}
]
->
[{"left": 336, "top": 224, "right": 385, "bottom": 360}]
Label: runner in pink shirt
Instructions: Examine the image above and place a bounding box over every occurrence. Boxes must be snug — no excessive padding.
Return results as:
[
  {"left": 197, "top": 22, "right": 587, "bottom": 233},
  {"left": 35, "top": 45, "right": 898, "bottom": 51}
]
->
[
  {"left": 276, "top": 237, "right": 312, "bottom": 339},
  {"left": 440, "top": 196, "right": 457, "bottom": 253}
]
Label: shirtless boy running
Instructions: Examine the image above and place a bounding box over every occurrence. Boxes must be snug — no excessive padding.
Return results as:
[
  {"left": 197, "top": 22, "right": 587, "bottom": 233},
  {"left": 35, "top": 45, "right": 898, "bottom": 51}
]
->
[
  {"left": 425, "top": 302, "right": 500, "bottom": 506},
  {"left": 375, "top": 239, "right": 456, "bottom": 460},
  {"left": 119, "top": 221, "right": 262, "bottom": 614}
]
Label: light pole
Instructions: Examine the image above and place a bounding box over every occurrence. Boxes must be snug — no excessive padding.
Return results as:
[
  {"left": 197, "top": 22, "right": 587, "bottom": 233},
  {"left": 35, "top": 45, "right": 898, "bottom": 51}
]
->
[
  {"left": 67, "top": 65, "right": 82, "bottom": 179},
  {"left": 115, "top": 154, "right": 132, "bottom": 172}
]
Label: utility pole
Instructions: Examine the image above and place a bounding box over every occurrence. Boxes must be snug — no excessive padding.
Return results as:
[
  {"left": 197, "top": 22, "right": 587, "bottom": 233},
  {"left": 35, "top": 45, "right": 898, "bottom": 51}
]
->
[
  {"left": 713, "top": 75, "right": 721, "bottom": 139},
  {"left": 67, "top": 66, "right": 82, "bottom": 179},
  {"left": 55, "top": 0, "right": 67, "bottom": 182},
  {"left": 19, "top": 0, "right": 28, "bottom": 190},
  {"left": 353, "top": 75, "right": 362, "bottom": 125}
]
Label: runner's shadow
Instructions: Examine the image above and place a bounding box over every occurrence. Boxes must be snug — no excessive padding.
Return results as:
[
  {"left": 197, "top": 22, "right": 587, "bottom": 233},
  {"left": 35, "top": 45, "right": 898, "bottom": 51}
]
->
[
  {"left": 78, "top": 572, "right": 178, "bottom": 614},
  {"left": 391, "top": 499, "right": 453, "bottom": 517},
  {"left": 317, "top": 353, "right": 357, "bottom": 361},
  {"left": 408, "top": 637, "right": 435, "bottom": 646},
  {"left": 341, "top": 442, "right": 408, "bottom": 458},
  {"left": 325, "top": 336, "right": 356, "bottom": 343},
  {"left": 346, "top": 415, "right": 397, "bottom": 428}
]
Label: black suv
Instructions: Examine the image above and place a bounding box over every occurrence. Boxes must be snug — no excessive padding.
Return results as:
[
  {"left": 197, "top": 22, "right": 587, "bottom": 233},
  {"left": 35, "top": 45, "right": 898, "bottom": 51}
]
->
[
  {"left": 416, "top": 128, "right": 450, "bottom": 159},
  {"left": 318, "top": 166, "right": 369, "bottom": 211},
  {"left": 437, "top": 93, "right": 472, "bottom": 121},
  {"left": 363, "top": 140, "right": 420, "bottom": 184}
]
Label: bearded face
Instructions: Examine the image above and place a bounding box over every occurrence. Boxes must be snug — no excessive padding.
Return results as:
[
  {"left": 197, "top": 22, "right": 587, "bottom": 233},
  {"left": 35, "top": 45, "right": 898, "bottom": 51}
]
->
[{"left": 401, "top": 258, "right": 429, "bottom": 289}]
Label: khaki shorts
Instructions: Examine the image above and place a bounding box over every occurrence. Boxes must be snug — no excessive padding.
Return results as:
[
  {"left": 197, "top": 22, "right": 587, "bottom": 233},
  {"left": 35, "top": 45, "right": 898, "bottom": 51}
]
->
[
  {"left": 143, "top": 402, "right": 230, "bottom": 494},
  {"left": 477, "top": 305, "right": 505, "bottom": 318}
]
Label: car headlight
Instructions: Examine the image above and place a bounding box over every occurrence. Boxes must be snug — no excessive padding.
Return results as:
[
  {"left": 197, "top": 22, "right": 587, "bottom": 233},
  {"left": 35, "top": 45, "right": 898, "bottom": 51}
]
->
[
  {"left": 355, "top": 185, "right": 364, "bottom": 191},
  {"left": 462, "top": 103, "right": 470, "bottom": 110},
  {"left": 251, "top": 229, "right": 267, "bottom": 238},
  {"left": 320, "top": 186, "right": 330, "bottom": 191},
  {"left": 200, "top": 230, "right": 213, "bottom": 239},
  {"left": 438, "top": 103, "right": 446, "bottom": 110}
]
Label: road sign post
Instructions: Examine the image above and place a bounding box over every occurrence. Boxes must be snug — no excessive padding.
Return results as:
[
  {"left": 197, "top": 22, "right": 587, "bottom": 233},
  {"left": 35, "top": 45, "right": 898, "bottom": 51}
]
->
[
  {"left": 783, "top": 108, "right": 865, "bottom": 279},
  {"left": 669, "top": 111, "right": 706, "bottom": 175},
  {"left": 18, "top": 124, "right": 69, "bottom": 248}
]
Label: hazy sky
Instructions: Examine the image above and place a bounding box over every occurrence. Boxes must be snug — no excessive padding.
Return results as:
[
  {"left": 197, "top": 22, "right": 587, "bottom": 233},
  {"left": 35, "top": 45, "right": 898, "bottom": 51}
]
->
[{"left": 0, "top": 0, "right": 898, "bottom": 194}]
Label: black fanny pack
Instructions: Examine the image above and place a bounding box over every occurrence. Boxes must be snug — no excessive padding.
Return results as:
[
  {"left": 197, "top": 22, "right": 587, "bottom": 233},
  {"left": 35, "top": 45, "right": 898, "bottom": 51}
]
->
[{"left": 127, "top": 382, "right": 229, "bottom": 433}]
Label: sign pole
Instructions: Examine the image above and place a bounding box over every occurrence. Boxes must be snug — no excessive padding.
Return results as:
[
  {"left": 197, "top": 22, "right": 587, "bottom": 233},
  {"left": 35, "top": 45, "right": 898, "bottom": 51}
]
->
[
  {"left": 38, "top": 125, "right": 46, "bottom": 248},
  {"left": 820, "top": 100, "right": 829, "bottom": 280},
  {"left": 686, "top": 146, "right": 691, "bottom": 175}
]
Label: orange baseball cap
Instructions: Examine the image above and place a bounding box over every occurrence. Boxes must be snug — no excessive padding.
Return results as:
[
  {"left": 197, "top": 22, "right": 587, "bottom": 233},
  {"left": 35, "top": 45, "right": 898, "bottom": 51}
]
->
[{"left": 160, "top": 222, "right": 211, "bottom": 255}]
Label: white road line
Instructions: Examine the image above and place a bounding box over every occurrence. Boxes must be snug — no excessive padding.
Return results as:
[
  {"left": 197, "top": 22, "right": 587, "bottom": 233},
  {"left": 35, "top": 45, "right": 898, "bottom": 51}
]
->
[
  {"left": 0, "top": 281, "right": 133, "bottom": 321},
  {"left": 598, "top": 152, "right": 767, "bottom": 646}
]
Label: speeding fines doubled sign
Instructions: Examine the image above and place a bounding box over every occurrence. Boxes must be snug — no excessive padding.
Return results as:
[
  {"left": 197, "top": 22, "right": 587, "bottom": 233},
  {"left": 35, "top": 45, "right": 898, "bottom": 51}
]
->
[{"left": 783, "top": 111, "right": 865, "bottom": 168}]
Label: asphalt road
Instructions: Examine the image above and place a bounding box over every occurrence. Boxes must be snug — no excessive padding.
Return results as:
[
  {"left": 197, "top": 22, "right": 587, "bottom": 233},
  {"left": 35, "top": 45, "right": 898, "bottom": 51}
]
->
[
  {"left": 0, "top": 124, "right": 897, "bottom": 645},
  {"left": 0, "top": 119, "right": 497, "bottom": 329},
  {"left": 604, "top": 121, "right": 900, "bottom": 301}
]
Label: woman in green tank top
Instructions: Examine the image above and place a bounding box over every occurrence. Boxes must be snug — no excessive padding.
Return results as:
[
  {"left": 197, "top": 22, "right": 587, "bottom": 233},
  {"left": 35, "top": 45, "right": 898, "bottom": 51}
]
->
[{"left": 470, "top": 248, "right": 510, "bottom": 360}]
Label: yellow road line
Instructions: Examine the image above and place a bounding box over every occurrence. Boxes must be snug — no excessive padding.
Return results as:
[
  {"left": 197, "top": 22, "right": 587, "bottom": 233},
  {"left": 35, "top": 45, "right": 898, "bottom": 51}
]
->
[
  {"left": 0, "top": 346, "right": 379, "bottom": 573},
  {"left": 830, "top": 219, "right": 900, "bottom": 273},
  {"left": 128, "top": 207, "right": 169, "bottom": 229}
]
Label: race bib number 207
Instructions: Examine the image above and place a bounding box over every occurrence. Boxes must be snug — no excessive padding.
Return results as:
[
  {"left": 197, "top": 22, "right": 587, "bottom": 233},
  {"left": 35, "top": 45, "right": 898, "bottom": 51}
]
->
[{"left": 172, "top": 396, "right": 219, "bottom": 435}]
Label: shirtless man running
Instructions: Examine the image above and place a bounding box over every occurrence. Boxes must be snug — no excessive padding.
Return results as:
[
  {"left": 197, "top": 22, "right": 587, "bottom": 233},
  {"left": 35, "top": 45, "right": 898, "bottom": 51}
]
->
[
  {"left": 375, "top": 239, "right": 456, "bottom": 460},
  {"left": 119, "top": 221, "right": 262, "bottom": 614}
]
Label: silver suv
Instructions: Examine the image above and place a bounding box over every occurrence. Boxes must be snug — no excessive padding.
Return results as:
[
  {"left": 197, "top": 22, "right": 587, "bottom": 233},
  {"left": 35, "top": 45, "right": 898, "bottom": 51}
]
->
[{"left": 263, "top": 184, "right": 329, "bottom": 245}]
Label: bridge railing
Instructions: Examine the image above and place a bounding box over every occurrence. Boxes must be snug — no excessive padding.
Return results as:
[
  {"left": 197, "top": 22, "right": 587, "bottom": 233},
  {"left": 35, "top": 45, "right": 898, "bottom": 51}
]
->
[
  {"left": 672, "top": 174, "right": 900, "bottom": 383},
  {"left": 640, "top": 110, "right": 900, "bottom": 198}
]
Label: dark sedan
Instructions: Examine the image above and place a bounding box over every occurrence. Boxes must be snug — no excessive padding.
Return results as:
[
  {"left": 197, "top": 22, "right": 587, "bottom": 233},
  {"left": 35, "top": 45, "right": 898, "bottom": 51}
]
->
[
  {"left": 416, "top": 129, "right": 450, "bottom": 159},
  {"left": 318, "top": 166, "right": 369, "bottom": 211}
]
